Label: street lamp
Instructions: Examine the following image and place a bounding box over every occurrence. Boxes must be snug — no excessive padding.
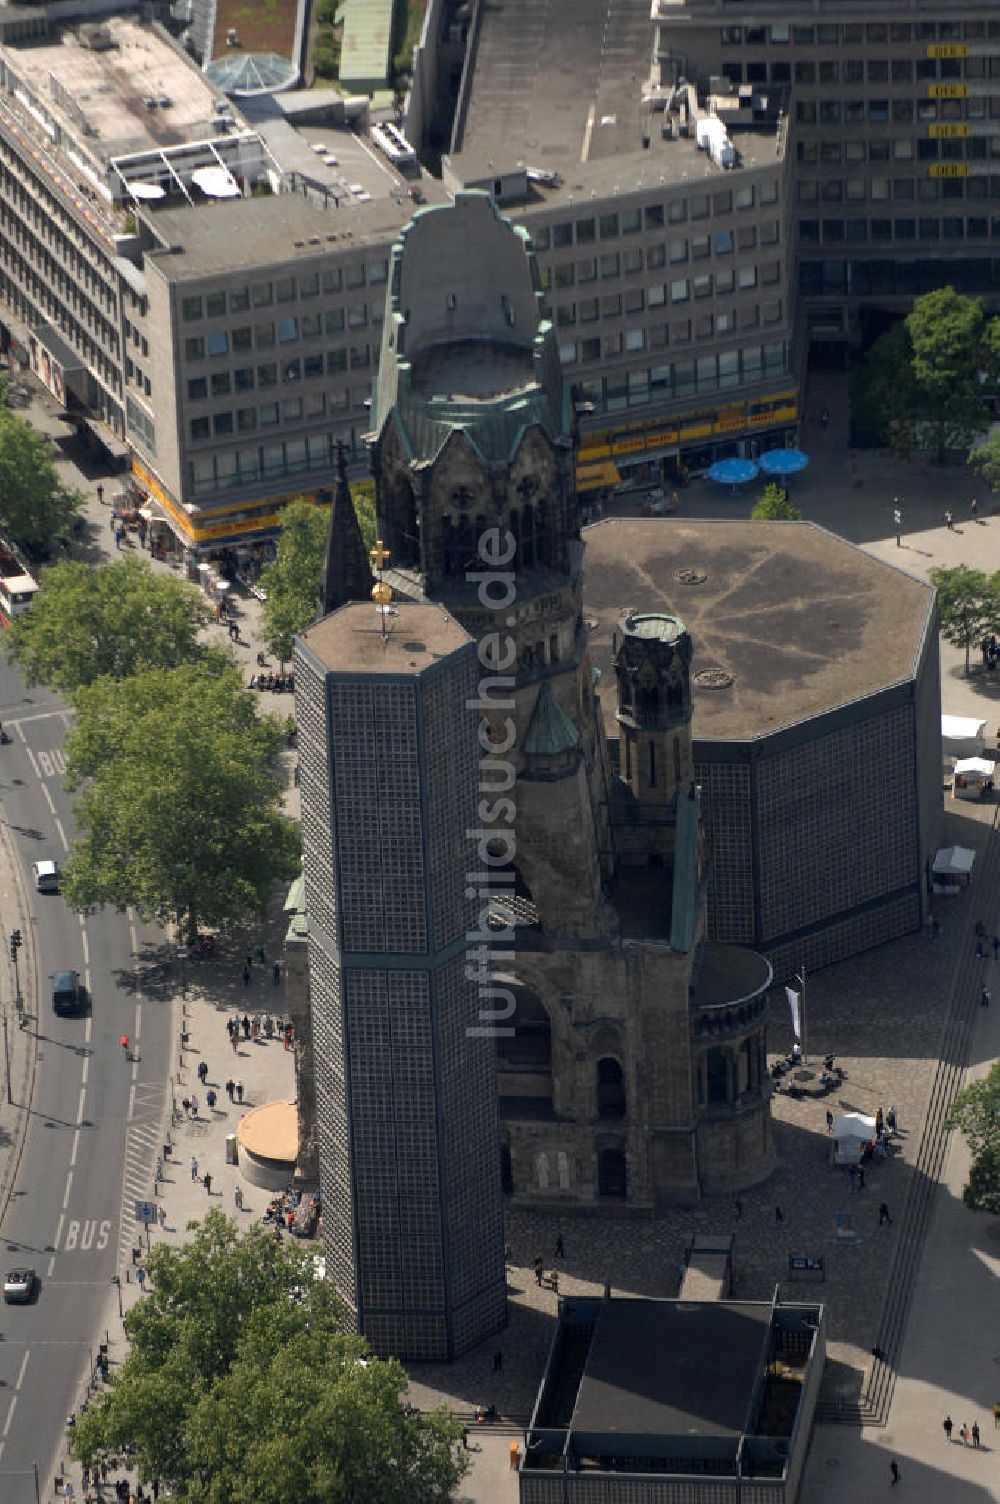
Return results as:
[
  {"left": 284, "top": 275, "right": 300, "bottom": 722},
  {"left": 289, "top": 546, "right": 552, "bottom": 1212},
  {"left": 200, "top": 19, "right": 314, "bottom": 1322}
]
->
[
  {"left": 111, "top": 1273, "right": 123, "bottom": 1318},
  {"left": 9, "top": 928, "right": 22, "bottom": 1011}
]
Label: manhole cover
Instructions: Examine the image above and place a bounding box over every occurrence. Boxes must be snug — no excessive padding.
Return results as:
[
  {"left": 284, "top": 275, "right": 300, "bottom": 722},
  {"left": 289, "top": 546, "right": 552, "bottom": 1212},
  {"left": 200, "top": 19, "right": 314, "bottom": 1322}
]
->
[
  {"left": 675, "top": 568, "right": 707, "bottom": 585},
  {"left": 694, "top": 668, "right": 734, "bottom": 690}
]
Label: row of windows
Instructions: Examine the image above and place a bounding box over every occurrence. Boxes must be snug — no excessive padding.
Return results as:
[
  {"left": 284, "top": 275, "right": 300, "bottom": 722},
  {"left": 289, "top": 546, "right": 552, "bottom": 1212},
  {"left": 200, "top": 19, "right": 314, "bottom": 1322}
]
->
[
  {"left": 725, "top": 57, "right": 978, "bottom": 87},
  {"left": 528, "top": 182, "right": 778, "bottom": 251},
  {"left": 799, "top": 140, "right": 1000, "bottom": 170},
  {"left": 570, "top": 343, "right": 789, "bottom": 414},
  {"left": 800, "top": 216, "right": 1000, "bottom": 245},
  {"left": 551, "top": 263, "right": 778, "bottom": 326},
  {"left": 721, "top": 20, "right": 997, "bottom": 46},
  {"left": 802, "top": 178, "right": 1000, "bottom": 207},
  {"left": 182, "top": 306, "right": 381, "bottom": 362},
  {"left": 799, "top": 257, "right": 1000, "bottom": 299},
  {"left": 187, "top": 430, "right": 366, "bottom": 501},
  {"left": 798, "top": 98, "right": 1000, "bottom": 129},
  {"left": 179, "top": 262, "right": 388, "bottom": 321},
  {"left": 185, "top": 347, "right": 365, "bottom": 402},
  {"left": 544, "top": 226, "right": 781, "bottom": 291},
  {"left": 189, "top": 389, "right": 366, "bottom": 448}
]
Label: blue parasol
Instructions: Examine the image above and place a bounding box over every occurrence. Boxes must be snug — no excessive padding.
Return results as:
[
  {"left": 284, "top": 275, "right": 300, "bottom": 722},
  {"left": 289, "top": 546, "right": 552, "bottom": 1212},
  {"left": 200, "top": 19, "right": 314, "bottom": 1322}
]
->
[
  {"left": 707, "top": 458, "right": 760, "bottom": 487},
  {"left": 758, "top": 448, "right": 809, "bottom": 477}
]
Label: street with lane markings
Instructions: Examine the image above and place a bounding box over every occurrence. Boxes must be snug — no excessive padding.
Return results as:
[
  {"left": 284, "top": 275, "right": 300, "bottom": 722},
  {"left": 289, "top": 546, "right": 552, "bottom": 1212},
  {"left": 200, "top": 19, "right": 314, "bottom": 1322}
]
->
[{"left": 0, "top": 656, "right": 174, "bottom": 1503}]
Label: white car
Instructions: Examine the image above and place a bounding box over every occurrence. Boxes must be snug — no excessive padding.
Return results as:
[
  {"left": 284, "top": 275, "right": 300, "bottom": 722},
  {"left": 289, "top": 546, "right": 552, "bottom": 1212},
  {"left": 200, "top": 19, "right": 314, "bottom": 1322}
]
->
[
  {"left": 4, "top": 1268, "right": 36, "bottom": 1303},
  {"left": 32, "top": 860, "right": 59, "bottom": 893}
]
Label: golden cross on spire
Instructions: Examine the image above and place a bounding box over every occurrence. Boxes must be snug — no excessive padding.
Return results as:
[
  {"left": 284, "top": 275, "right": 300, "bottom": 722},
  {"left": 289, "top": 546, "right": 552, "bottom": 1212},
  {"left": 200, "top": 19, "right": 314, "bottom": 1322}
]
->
[{"left": 370, "top": 538, "right": 391, "bottom": 572}]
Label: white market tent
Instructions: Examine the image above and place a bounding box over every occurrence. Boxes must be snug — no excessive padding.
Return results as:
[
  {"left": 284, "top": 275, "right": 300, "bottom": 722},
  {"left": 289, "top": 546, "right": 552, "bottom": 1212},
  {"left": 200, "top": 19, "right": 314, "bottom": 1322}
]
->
[
  {"left": 832, "top": 1111, "right": 876, "bottom": 1166},
  {"left": 954, "top": 757, "right": 995, "bottom": 777},
  {"left": 942, "top": 714, "right": 987, "bottom": 759},
  {"left": 932, "top": 845, "right": 976, "bottom": 879}
]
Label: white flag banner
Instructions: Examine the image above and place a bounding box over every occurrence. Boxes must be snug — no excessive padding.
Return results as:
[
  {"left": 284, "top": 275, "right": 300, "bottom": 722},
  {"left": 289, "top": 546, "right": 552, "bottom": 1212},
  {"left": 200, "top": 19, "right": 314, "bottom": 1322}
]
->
[{"left": 785, "top": 986, "right": 801, "bottom": 1042}]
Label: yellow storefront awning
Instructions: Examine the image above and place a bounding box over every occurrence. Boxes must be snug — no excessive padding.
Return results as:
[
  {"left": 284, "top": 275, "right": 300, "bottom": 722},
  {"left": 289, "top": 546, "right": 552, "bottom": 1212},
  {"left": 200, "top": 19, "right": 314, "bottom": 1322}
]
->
[{"left": 575, "top": 459, "right": 621, "bottom": 492}]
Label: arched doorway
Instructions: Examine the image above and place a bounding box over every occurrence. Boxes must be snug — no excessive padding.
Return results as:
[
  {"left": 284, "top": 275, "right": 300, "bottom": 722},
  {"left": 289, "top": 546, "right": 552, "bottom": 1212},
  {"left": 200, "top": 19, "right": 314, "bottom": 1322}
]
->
[
  {"left": 597, "top": 1147, "right": 628, "bottom": 1199},
  {"left": 706, "top": 1046, "right": 729, "bottom": 1106},
  {"left": 495, "top": 976, "right": 553, "bottom": 1113},
  {"left": 596, "top": 1057, "right": 626, "bottom": 1120}
]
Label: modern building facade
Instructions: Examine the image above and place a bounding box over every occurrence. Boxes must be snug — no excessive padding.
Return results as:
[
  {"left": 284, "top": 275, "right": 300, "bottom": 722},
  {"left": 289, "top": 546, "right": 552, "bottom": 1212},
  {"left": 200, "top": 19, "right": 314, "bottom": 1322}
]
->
[
  {"left": 295, "top": 598, "right": 507, "bottom": 1361},
  {"left": 652, "top": 2, "right": 1000, "bottom": 356}
]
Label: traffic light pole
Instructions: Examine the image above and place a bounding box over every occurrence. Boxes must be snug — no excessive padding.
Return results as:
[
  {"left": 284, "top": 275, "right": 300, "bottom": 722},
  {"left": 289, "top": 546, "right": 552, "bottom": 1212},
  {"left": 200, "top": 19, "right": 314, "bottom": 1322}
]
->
[{"left": 2, "top": 1003, "right": 9, "bottom": 1106}]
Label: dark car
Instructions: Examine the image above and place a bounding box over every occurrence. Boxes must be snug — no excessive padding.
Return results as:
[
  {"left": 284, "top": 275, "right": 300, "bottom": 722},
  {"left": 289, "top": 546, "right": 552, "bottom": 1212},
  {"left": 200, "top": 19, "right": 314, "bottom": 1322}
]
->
[{"left": 52, "top": 969, "right": 85, "bottom": 1017}]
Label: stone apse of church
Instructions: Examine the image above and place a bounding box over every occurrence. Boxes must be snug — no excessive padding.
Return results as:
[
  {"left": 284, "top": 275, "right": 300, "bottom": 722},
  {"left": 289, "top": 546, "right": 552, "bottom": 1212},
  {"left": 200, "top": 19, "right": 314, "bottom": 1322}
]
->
[{"left": 367, "top": 192, "right": 774, "bottom": 1209}]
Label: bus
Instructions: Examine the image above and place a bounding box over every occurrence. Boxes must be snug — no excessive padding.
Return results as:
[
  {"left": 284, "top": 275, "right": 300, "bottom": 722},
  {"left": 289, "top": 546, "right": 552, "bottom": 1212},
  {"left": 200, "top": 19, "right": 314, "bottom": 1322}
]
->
[
  {"left": 371, "top": 122, "right": 417, "bottom": 168},
  {"left": 0, "top": 538, "right": 38, "bottom": 625}
]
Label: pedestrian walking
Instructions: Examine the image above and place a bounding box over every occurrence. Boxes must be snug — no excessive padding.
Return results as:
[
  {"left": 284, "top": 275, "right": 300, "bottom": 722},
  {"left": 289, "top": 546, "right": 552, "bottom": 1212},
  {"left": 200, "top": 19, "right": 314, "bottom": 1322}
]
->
[
  {"left": 555, "top": 1233, "right": 565, "bottom": 1258},
  {"left": 120, "top": 1033, "right": 129, "bottom": 1057},
  {"left": 96, "top": 483, "right": 104, "bottom": 505},
  {"left": 155, "top": 1156, "right": 163, "bottom": 1184},
  {"left": 225, "top": 1078, "right": 235, "bottom": 1101},
  {"left": 879, "top": 1201, "right": 892, "bottom": 1226},
  {"left": 197, "top": 1060, "right": 208, "bottom": 1084},
  {"left": 960, "top": 1424, "right": 969, "bottom": 1445},
  {"left": 114, "top": 527, "right": 122, "bottom": 550},
  {"left": 203, "top": 1172, "right": 212, "bottom": 1196},
  {"left": 890, "top": 1459, "right": 900, "bottom": 1485},
  {"left": 993, "top": 1401, "right": 1000, "bottom": 1428},
  {"left": 273, "top": 961, "right": 281, "bottom": 988},
  {"left": 242, "top": 1013, "right": 251, "bottom": 1039},
  {"left": 257, "top": 946, "right": 267, "bottom": 965},
  {"left": 236, "top": 1080, "right": 244, "bottom": 1103},
  {"left": 971, "top": 496, "right": 979, "bottom": 519},
  {"left": 983, "top": 987, "right": 991, "bottom": 1008},
  {"left": 945, "top": 508, "right": 953, "bottom": 529},
  {"left": 886, "top": 1105, "right": 897, "bottom": 1134},
  {"left": 972, "top": 1422, "right": 980, "bottom": 1448},
  {"left": 242, "top": 965, "right": 251, "bottom": 988},
  {"left": 190, "top": 1093, "right": 198, "bottom": 1117},
  {"left": 190, "top": 1156, "right": 198, "bottom": 1181},
  {"left": 826, "top": 1109, "right": 834, "bottom": 1132},
  {"left": 230, "top": 1028, "right": 238, "bottom": 1054},
  {"left": 234, "top": 1186, "right": 244, "bottom": 1211},
  {"left": 893, "top": 500, "right": 902, "bottom": 546},
  {"left": 206, "top": 1088, "right": 217, "bottom": 1110},
  {"left": 534, "top": 1256, "right": 544, "bottom": 1286},
  {"left": 136, "top": 1265, "right": 146, "bottom": 1292}
]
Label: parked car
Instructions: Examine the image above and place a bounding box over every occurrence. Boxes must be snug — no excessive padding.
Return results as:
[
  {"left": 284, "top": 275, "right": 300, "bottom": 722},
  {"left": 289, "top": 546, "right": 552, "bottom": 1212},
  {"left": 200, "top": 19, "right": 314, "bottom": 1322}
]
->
[{"left": 52, "top": 969, "right": 85, "bottom": 1017}]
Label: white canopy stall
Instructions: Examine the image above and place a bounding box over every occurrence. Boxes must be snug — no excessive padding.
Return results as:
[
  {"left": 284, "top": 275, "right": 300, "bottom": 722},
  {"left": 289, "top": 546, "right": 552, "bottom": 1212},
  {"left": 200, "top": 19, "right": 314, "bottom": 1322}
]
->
[
  {"left": 953, "top": 757, "right": 995, "bottom": 801},
  {"left": 931, "top": 845, "right": 976, "bottom": 893},
  {"left": 942, "top": 714, "right": 987, "bottom": 758},
  {"left": 831, "top": 1112, "right": 877, "bottom": 1166}
]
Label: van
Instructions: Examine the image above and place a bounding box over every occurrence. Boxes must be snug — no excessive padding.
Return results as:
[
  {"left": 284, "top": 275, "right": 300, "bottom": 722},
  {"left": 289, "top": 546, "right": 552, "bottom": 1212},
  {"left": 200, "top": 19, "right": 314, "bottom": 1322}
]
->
[
  {"left": 32, "top": 860, "right": 59, "bottom": 893},
  {"left": 52, "top": 970, "right": 84, "bottom": 1017}
]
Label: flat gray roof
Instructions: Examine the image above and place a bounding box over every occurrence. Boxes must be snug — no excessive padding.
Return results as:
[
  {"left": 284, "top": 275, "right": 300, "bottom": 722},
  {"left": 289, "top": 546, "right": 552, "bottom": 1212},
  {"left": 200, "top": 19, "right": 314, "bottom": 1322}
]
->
[
  {"left": 583, "top": 519, "right": 934, "bottom": 741},
  {"left": 572, "top": 1299, "right": 770, "bottom": 1441},
  {"left": 451, "top": 0, "right": 782, "bottom": 198},
  {"left": 300, "top": 601, "right": 471, "bottom": 675},
  {"left": 144, "top": 193, "right": 408, "bottom": 279}
]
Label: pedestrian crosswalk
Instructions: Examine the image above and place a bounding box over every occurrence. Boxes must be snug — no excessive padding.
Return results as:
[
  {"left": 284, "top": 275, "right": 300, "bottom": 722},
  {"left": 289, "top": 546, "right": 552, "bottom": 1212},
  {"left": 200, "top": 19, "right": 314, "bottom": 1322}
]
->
[{"left": 116, "top": 1082, "right": 167, "bottom": 1269}]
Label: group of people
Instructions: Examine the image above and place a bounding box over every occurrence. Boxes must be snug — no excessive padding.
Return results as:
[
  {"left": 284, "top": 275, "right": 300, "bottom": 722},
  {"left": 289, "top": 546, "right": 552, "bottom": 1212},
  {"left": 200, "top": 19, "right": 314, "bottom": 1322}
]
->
[
  {"left": 981, "top": 633, "right": 1000, "bottom": 672},
  {"left": 943, "top": 1415, "right": 982, "bottom": 1447},
  {"left": 80, "top": 1471, "right": 160, "bottom": 1504},
  {"left": 248, "top": 670, "right": 295, "bottom": 693},
  {"left": 228, "top": 1009, "right": 294, "bottom": 1051},
  {"left": 262, "top": 1186, "right": 321, "bottom": 1239}
]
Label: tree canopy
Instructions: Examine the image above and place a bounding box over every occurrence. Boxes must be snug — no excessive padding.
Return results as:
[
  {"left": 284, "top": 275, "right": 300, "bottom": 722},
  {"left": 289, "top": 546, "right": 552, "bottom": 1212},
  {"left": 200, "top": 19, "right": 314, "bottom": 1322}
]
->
[
  {"left": 968, "top": 431, "right": 1000, "bottom": 495},
  {"left": 946, "top": 1060, "right": 1000, "bottom": 1214},
  {"left": 0, "top": 408, "right": 84, "bottom": 555},
  {"left": 4, "top": 556, "right": 212, "bottom": 692},
  {"left": 850, "top": 287, "right": 1000, "bottom": 460},
  {"left": 69, "top": 1213, "right": 468, "bottom": 1504},
  {"left": 62, "top": 657, "right": 299, "bottom": 938},
  {"left": 260, "top": 485, "right": 379, "bottom": 661},
  {"left": 750, "top": 482, "right": 800, "bottom": 521},
  {"left": 928, "top": 564, "right": 1000, "bottom": 675},
  {"left": 259, "top": 499, "right": 330, "bottom": 663}
]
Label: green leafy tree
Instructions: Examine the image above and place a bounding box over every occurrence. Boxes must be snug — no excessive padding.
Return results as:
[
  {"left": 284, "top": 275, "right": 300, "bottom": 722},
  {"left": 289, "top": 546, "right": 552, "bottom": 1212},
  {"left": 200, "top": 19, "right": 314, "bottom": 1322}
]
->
[
  {"left": 351, "top": 477, "right": 378, "bottom": 553},
  {"left": 849, "top": 321, "right": 922, "bottom": 454},
  {"left": 69, "top": 1213, "right": 468, "bottom": 1504},
  {"left": 259, "top": 499, "right": 330, "bottom": 663},
  {"left": 969, "top": 430, "right": 1000, "bottom": 494},
  {"left": 928, "top": 564, "right": 997, "bottom": 675},
  {"left": 906, "top": 287, "right": 991, "bottom": 461},
  {"left": 62, "top": 658, "right": 299, "bottom": 939},
  {"left": 4, "top": 556, "right": 212, "bottom": 692},
  {"left": 0, "top": 408, "right": 83, "bottom": 556},
  {"left": 750, "top": 483, "right": 800, "bottom": 521},
  {"left": 946, "top": 1060, "right": 1000, "bottom": 1213}
]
